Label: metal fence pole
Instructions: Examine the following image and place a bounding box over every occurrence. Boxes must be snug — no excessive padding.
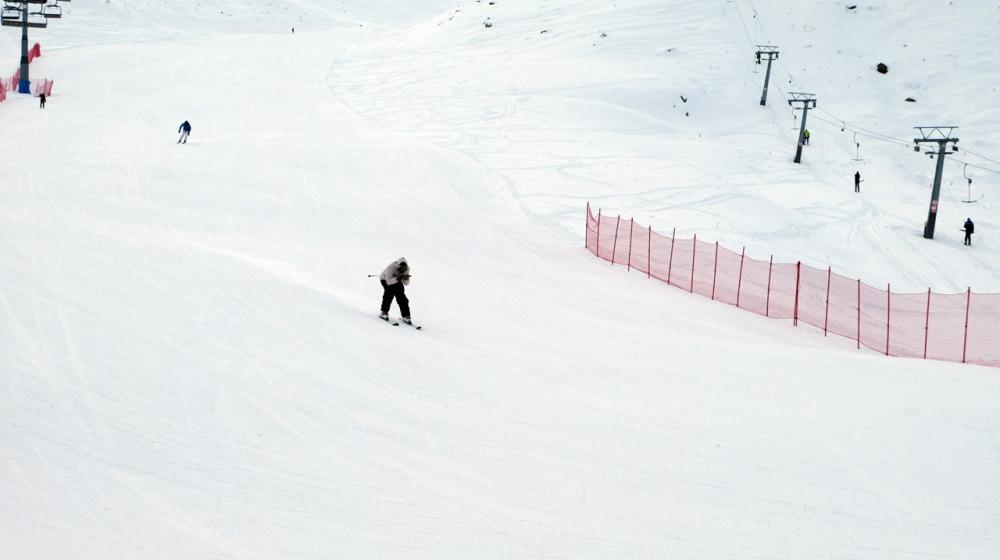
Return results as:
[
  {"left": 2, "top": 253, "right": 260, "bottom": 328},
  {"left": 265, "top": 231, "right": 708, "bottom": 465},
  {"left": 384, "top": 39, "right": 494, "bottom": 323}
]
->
[
  {"left": 611, "top": 215, "right": 621, "bottom": 265},
  {"left": 923, "top": 288, "right": 931, "bottom": 359},
  {"left": 765, "top": 255, "right": 774, "bottom": 317},
  {"left": 856, "top": 279, "right": 861, "bottom": 349},
  {"left": 627, "top": 219, "right": 634, "bottom": 271},
  {"left": 711, "top": 242, "right": 719, "bottom": 300},
  {"left": 736, "top": 247, "right": 746, "bottom": 308},
  {"left": 667, "top": 228, "right": 676, "bottom": 285},
  {"left": 823, "top": 267, "right": 831, "bottom": 336},
  {"left": 595, "top": 209, "right": 601, "bottom": 258},
  {"left": 963, "top": 288, "right": 972, "bottom": 363},
  {"left": 647, "top": 226, "right": 651, "bottom": 279},
  {"left": 793, "top": 261, "right": 801, "bottom": 326},
  {"left": 885, "top": 283, "right": 891, "bottom": 356},
  {"left": 689, "top": 234, "right": 697, "bottom": 293}
]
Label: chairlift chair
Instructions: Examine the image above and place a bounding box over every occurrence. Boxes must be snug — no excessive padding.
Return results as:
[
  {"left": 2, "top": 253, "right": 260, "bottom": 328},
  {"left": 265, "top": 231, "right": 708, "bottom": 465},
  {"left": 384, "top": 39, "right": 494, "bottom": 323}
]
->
[
  {"left": 0, "top": 7, "right": 21, "bottom": 26},
  {"left": 25, "top": 10, "right": 47, "bottom": 27},
  {"left": 962, "top": 163, "right": 979, "bottom": 203},
  {"left": 42, "top": 3, "right": 60, "bottom": 18}
]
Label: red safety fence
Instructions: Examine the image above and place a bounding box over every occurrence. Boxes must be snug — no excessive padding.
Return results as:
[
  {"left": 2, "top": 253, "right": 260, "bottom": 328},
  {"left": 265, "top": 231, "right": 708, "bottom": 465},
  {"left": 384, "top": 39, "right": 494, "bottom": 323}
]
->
[
  {"left": 585, "top": 203, "right": 1000, "bottom": 368},
  {"left": 32, "top": 78, "right": 53, "bottom": 97},
  {"left": 0, "top": 43, "right": 51, "bottom": 104},
  {"left": 4, "top": 69, "right": 18, "bottom": 91}
]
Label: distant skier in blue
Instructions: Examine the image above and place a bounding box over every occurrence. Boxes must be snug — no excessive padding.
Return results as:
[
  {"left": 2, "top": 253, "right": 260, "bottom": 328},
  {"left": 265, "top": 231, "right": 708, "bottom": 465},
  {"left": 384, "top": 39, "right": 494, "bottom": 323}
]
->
[
  {"left": 177, "top": 120, "right": 192, "bottom": 144},
  {"left": 379, "top": 257, "right": 412, "bottom": 324}
]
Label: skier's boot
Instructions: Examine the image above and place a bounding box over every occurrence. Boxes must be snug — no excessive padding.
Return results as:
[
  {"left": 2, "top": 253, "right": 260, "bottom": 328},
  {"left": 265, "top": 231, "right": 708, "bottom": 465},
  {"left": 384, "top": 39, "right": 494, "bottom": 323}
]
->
[
  {"left": 379, "top": 312, "right": 390, "bottom": 321},
  {"left": 401, "top": 316, "right": 413, "bottom": 325}
]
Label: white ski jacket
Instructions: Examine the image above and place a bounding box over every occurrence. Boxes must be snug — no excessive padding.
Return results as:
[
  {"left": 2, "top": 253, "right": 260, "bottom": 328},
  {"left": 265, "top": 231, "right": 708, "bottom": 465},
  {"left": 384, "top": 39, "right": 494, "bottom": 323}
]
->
[{"left": 380, "top": 258, "right": 410, "bottom": 286}]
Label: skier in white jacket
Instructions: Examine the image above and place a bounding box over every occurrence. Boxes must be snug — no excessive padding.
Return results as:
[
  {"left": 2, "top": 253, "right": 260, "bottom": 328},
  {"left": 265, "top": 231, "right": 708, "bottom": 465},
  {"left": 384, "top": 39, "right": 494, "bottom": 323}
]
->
[{"left": 379, "top": 257, "right": 412, "bottom": 323}]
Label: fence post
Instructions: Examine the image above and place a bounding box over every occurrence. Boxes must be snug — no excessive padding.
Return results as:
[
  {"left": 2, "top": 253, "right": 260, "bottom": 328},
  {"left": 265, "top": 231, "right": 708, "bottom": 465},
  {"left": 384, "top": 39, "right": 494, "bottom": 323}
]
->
[
  {"left": 595, "top": 209, "right": 602, "bottom": 258},
  {"left": 923, "top": 288, "right": 931, "bottom": 360},
  {"left": 711, "top": 242, "right": 719, "bottom": 300},
  {"left": 736, "top": 246, "right": 745, "bottom": 308},
  {"left": 647, "top": 226, "right": 651, "bottom": 279},
  {"left": 793, "top": 261, "right": 801, "bottom": 326},
  {"left": 689, "top": 234, "right": 697, "bottom": 293},
  {"left": 765, "top": 255, "right": 774, "bottom": 317},
  {"left": 856, "top": 279, "right": 861, "bottom": 349},
  {"left": 611, "top": 215, "right": 621, "bottom": 265},
  {"left": 823, "top": 267, "right": 831, "bottom": 336},
  {"left": 963, "top": 287, "right": 971, "bottom": 363},
  {"left": 885, "top": 283, "right": 891, "bottom": 356},
  {"left": 627, "top": 219, "right": 634, "bottom": 271},
  {"left": 667, "top": 227, "right": 676, "bottom": 285}
]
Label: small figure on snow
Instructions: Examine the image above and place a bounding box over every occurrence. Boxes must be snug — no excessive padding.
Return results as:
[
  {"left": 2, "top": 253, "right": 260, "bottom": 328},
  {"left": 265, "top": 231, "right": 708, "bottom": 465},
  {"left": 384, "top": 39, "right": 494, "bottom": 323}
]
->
[
  {"left": 964, "top": 218, "right": 974, "bottom": 246},
  {"left": 379, "top": 257, "right": 412, "bottom": 324},
  {"left": 803, "top": 129, "right": 811, "bottom": 145},
  {"left": 854, "top": 171, "right": 862, "bottom": 193},
  {"left": 177, "top": 120, "right": 192, "bottom": 144},
  {"left": 39, "top": 92, "right": 46, "bottom": 109}
]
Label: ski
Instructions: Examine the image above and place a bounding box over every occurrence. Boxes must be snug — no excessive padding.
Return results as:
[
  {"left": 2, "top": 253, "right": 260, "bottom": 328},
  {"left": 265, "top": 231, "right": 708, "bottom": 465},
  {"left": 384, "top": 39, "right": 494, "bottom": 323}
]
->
[{"left": 378, "top": 315, "right": 420, "bottom": 329}]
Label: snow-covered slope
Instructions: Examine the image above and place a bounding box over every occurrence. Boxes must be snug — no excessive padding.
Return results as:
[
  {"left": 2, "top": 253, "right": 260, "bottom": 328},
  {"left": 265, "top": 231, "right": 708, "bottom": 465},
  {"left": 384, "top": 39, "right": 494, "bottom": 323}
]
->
[
  {"left": 332, "top": 0, "right": 1000, "bottom": 292},
  {"left": 1, "top": 1, "right": 999, "bottom": 558}
]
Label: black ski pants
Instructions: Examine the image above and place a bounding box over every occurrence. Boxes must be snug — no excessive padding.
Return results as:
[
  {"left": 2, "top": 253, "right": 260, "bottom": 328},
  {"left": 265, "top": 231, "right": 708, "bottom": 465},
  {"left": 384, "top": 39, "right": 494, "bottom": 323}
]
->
[
  {"left": 381, "top": 280, "right": 410, "bottom": 317},
  {"left": 965, "top": 231, "right": 972, "bottom": 246}
]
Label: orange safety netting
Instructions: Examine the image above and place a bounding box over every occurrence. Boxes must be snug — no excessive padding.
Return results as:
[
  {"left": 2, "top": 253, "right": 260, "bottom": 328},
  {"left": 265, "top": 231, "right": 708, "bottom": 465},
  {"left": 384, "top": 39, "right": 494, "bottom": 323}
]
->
[
  {"left": 586, "top": 204, "right": 1000, "bottom": 368},
  {"left": 0, "top": 43, "right": 52, "bottom": 103}
]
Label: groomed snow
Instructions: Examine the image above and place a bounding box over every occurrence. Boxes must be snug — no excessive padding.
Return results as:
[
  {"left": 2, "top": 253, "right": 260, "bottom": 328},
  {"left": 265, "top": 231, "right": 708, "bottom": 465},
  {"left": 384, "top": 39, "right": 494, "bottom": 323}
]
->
[{"left": 1, "top": 1, "right": 999, "bottom": 558}]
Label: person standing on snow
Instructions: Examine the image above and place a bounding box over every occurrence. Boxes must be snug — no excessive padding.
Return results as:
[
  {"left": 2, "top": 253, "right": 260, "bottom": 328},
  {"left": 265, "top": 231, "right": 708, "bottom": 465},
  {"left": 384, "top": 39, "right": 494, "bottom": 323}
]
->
[
  {"left": 964, "top": 218, "right": 975, "bottom": 246},
  {"left": 39, "top": 93, "right": 46, "bottom": 109},
  {"left": 803, "top": 129, "right": 811, "bottom": 145},
  {"left": 855, "top": 171, "right": 862, "bottom": 193},
  {"left": 379, "top": 257, "right": 412, "bottom": 324},
  {"left": 177, "top": 120, "right": 192, "bottom": 144}
]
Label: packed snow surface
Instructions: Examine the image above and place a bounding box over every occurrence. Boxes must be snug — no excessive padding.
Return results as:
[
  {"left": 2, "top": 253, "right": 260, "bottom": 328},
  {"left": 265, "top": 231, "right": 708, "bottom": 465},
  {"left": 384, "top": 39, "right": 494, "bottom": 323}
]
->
[{"left": 2, "top": 1, "right": 999, "bottom": 558}]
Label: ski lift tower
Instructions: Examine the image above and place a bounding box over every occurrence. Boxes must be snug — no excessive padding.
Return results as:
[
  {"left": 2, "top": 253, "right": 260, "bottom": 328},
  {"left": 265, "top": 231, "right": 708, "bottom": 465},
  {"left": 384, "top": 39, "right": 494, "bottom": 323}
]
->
[
  {"left": 755, "top": 45, "right": 779, "bottom": 106},
  {"left": 1, "top": 1, "right": 67, "bottom": 94},
  {"left": 913, "top": 126, "right": 959, "bottom": 240},
  {"left": 787, "top": 92, "right": 817, "bottom": 163}
]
